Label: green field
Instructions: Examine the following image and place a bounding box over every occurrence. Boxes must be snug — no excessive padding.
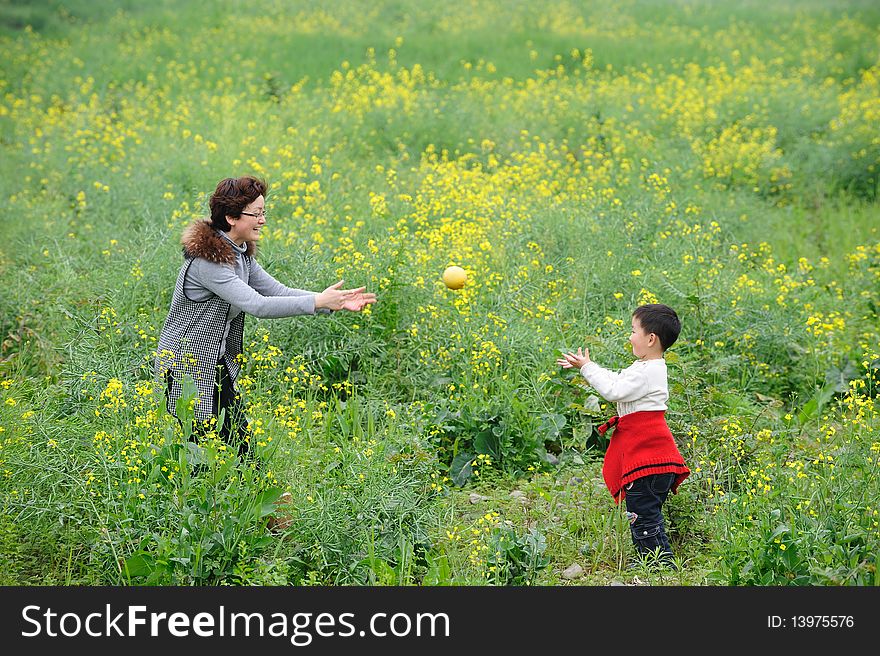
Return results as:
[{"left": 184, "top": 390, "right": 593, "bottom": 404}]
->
[{"left": 0, "top": 0, "right": 878, "bottom": 585}]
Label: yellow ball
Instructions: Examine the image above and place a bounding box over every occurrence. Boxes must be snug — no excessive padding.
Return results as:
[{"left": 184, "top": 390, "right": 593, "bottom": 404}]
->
[{"left": 442, "top": 265, "right": 467, "bottom": 290}]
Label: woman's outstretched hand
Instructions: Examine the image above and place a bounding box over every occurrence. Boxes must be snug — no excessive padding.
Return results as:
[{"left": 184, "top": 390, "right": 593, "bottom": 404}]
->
[{"left": 315, "top": 280, "right": 378, "bottom": 312}]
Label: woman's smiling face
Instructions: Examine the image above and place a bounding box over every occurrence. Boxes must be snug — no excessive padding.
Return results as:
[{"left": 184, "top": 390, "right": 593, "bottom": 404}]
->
[{"left": 228, "top": 195, "right": 265, "bottom": 244}]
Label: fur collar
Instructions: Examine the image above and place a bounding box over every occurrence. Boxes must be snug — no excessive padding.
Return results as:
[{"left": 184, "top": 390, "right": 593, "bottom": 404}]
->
[{"left": 181, "top": 220, "right": 256, "bottom": 264}]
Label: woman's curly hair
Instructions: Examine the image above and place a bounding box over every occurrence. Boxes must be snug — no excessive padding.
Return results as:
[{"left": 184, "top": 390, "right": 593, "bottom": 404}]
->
[{"left": 209, "top": 175, "right": 267, "bottom": 231}]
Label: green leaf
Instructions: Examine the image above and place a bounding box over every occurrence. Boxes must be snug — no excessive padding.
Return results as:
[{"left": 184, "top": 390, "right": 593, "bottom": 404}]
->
[
  {"left": 423, "top": 551, "right": 453, "bottom": 586},
  {"left": 770, "top": 523, "right": 790, "bottom": 540},
  {"left": 123, "top": 552, "right": 156, "bottom": 578},
  {"left": 797, "top": 383, "right": 836, "bottom": 426},
  {"left": 208, "top": 458, "right": 234, "bottom": 486},
  {"left": 825, "top": 360, "right": 859, "bottom": 393},
  {"left": 583, "top": 395, "right": 602, "bottom": 413},
  {"left": 842, "top": 532, "right": 865, "bottom": 544},
  {"left": 359, "top": 556, "right": 396, "bottom": 585},
  {"left": 798, "top": 362, "right": 860, "bottom": 426},
  {"left": 474, "top": 428, "right": 501, "bottom": 460},
  {"left": 430, "top": 376, "right": 453, "bottom": 389},
  {"left": 539, "top": 413, "right": 566, "bottom": 440},
  {"left": 254, "top": 487, "right": 284, "bottom": 518},
  {"left": 781, "top": 543, "right": 800, "bottom": 570},
  {"left": 175, "top": 375, "right": 198, "bottom": 439},
  {"left": 797, "top": 396, "right": 819, "bottom": 425},
  {"left": 450, "top": 452, "right": 474, "bottom": 486},
  {"left": 185, "top": 441, "right": 207, "bottom": 466}
]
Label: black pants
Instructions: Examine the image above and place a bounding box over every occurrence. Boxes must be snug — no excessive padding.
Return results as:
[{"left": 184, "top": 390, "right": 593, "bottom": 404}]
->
[
  {"left": 165, "top": 361, "right": 250, "bottom": 459},
  {"left": 624, "top": 473, "right": 675, "bottom": 561},
  {"left": 212, "top": 359, "right": 250, "bottom": 459}
]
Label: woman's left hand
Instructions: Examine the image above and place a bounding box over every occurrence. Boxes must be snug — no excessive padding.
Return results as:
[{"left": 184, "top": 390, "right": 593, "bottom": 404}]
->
[
  {"left": 340, "top": 288, "right": 377, "bottom": 312},
  {"left": 316, "top": 280, "right": 377, "bottom": 312}
]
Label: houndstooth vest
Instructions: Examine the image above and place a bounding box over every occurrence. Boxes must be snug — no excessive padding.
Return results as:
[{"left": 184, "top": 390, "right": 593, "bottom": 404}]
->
[{"left": 155, "top": 223, "right": 253, "bottom": 422}]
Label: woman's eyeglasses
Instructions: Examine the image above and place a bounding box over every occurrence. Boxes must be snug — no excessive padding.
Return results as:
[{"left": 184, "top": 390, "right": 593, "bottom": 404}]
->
[{"left": 240, "top": 210, "right": 266, "bottom": 218}]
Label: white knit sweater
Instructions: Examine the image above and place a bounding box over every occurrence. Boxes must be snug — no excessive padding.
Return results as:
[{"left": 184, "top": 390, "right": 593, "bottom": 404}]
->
[{"left": 579, "top": 358, "right": 669, "bottom": 417}]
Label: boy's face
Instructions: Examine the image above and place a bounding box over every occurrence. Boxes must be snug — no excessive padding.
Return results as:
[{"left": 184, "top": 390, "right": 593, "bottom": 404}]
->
[{"left": 630, "top": 316, "right": 656, "bottom": 359}]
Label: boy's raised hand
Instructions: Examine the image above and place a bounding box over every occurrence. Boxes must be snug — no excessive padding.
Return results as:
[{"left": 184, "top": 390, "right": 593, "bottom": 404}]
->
[{"left": 556, "top": 347, "right": 590, "bottom": 369}]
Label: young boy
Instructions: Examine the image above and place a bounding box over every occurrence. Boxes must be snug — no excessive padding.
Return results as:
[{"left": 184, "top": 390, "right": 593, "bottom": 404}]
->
[{"left": 557, "top": 303, "right": 689, "bottom": 564}]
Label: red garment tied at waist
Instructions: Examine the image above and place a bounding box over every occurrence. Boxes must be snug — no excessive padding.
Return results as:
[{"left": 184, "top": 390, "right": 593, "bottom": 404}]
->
[{"left": 599, "top": 410, "right": 689, "bottom": 503}]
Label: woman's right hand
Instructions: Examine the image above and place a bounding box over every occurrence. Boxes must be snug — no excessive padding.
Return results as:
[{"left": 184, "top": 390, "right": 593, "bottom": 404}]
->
[{"left": 315, "top": 280, "right": 376, "bottom": 312}]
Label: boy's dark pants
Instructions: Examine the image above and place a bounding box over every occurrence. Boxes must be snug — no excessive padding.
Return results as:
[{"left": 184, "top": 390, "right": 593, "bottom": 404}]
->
[{"left": 624, "top": 473, "right": 675, "bottom": 561}]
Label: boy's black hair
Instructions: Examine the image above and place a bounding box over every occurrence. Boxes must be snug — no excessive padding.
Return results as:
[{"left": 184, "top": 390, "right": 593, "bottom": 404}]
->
[{"left": 633, "top": 303, "right": 681, "bottom": 351}]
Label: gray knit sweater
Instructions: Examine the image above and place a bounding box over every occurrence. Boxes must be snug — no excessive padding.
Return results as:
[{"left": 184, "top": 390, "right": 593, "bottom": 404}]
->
[{"left": 184, "top": 231, "right": 319, "bottom": 356}]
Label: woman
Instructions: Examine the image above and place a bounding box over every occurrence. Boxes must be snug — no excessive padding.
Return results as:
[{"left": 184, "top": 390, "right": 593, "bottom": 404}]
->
[{"left": 155, "top": 175, "right": 376, "bottom": 457}]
